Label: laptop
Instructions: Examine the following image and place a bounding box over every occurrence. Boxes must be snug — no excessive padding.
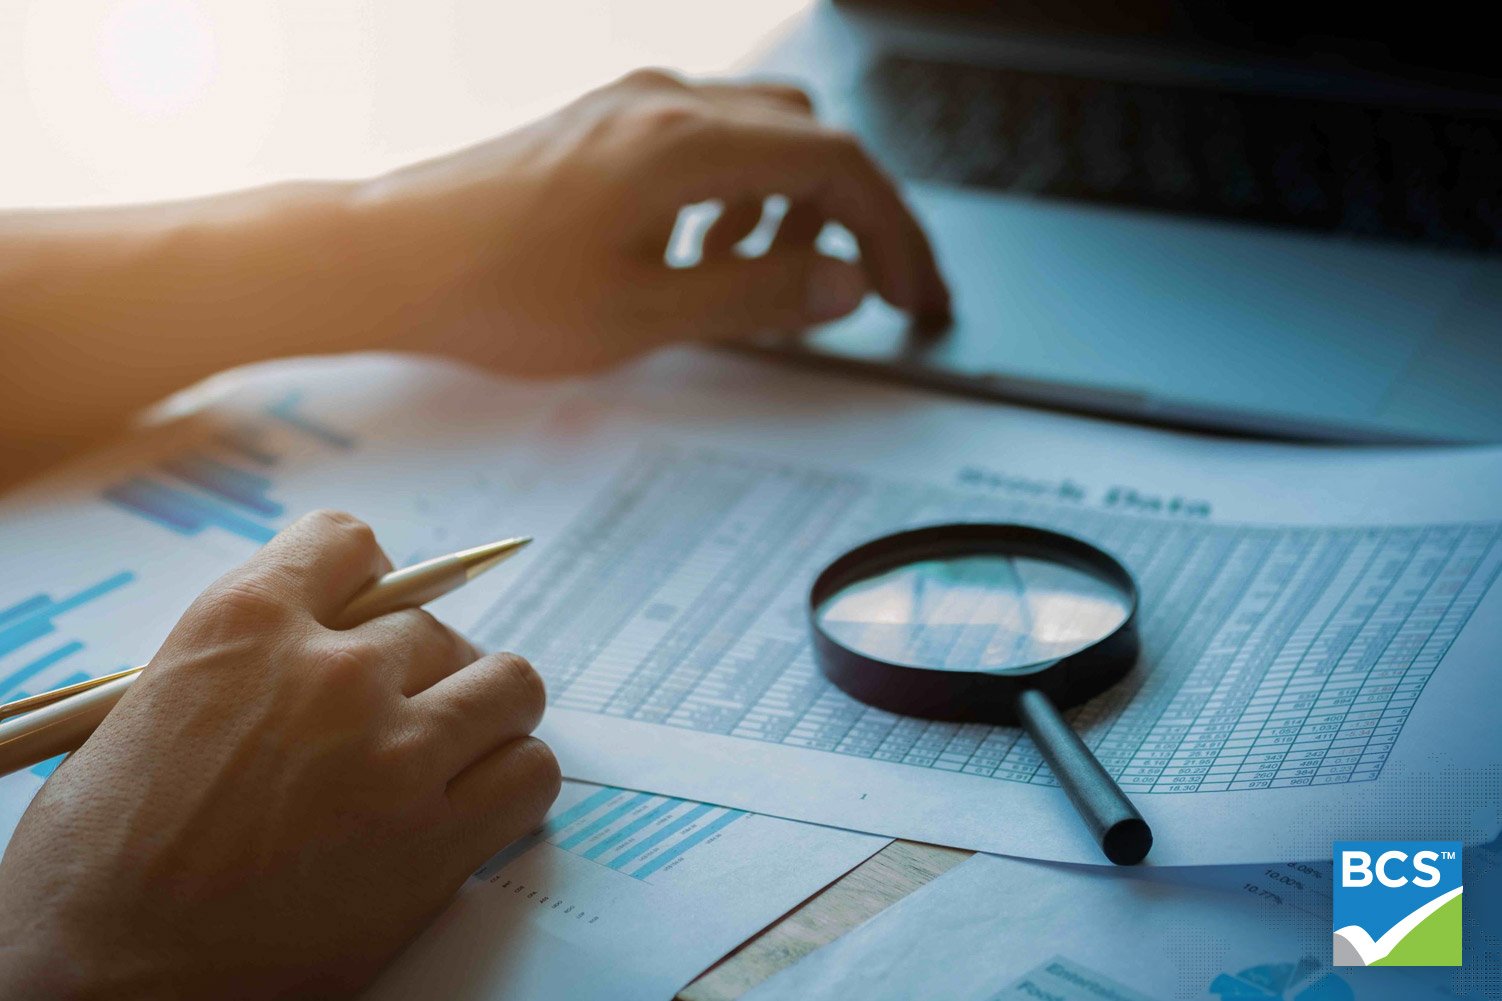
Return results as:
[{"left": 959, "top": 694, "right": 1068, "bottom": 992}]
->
[{"left": 745, "top": 0, "right": 1502, "bottom": 443}]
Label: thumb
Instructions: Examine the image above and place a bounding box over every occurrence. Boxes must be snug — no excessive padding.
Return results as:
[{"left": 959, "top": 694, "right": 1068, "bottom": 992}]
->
[{"left": 658, "top": 252, "right": 868, "bottom": 343}]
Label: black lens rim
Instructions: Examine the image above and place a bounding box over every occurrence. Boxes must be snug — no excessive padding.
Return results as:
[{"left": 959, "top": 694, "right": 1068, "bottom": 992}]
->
[{"left": 808, "top": 523, "right": 1141, "bottom": 724}]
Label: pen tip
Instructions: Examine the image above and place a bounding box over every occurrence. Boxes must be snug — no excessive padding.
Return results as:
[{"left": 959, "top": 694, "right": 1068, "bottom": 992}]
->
[{"left": 459, "top": 537, "right": 532, "bottom": 580}]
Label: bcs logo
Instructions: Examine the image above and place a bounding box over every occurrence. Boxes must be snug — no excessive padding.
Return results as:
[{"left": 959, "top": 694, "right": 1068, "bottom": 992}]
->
[{"left": 1332, "top": 841, "right": 1462, "bottom": 967}]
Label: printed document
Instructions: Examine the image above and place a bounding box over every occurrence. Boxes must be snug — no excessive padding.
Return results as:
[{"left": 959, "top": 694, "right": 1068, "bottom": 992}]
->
[
  {"left": 458, "top": 351, "right": 1502, "bottom": 864},
  {"left": 739, "top": 846, "right": 1499, "bottom": 1001},
  {"left": 3, "top": 349, "right": 1500, "bottom": 868},
  {"left": 0, "top": 357, "right": 886, "bottom": 999},
  {"left": 365, "top": 781, "right": 885, "bottom": 1001},
  {"left": 0, "top": 354, "right": 557, "bottom": 839}
]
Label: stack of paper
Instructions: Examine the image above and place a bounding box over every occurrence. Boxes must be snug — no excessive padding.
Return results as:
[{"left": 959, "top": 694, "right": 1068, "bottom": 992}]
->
[
  {"left": 0, "top": 354, "right": 888, "bottom": 1001},
  {"left": 4, "top": 347, "right": 1499, "bottom": 999},
  {"left": 455, "top": 349, "right": 1502, "bottom": 864},
  {"left": 739, "top": 845, "right": 1500, "bottom": 1000},
  {"left": 367, "top": 781, "right": 884, "bottom": 1001}
]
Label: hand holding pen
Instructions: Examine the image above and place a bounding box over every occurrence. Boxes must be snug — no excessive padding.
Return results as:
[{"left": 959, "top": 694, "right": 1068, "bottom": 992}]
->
[
  {"left": 0, "top": 511, "right": 560, "bottom": 998},
  {"left": 0, "top": 525, "right": 532, "bottom": 773}
]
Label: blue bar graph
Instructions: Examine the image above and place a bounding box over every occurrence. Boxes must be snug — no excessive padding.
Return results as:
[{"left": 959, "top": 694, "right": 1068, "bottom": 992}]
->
[
  {"left": 267, "top": 391, "right": 356, "bottom": 450},
  {"left": 30, "top": 756, "right": 64, "bottom": 779},
  {"left": 0, "top": 617, "right": 52, "bottom": 660},
  {"left": 0, "top": 594, "right": 50, "bottom": 628},
  {"left": 0, "top": 641, "right": 85, "bottom": 698},
  {"left": 607, "top": 804, "right": 713, "bottom": 872},
  {"left": 103, "top": 388, "right": 357, "bottom": 543},
  {"left": 473, "top": 785, "right": 623, "bottom": 879},
  {"left": 215, "top": 427, "right": 279, "bottom": 467},
  {"left": 633, "top": 808, "right": 743, "bottom": 878},
  {"left": 103, "top": 478, "right": 276, "bottom": 544},
  {"left": 472, "top": 787, "right": 748, "bottom": 883},
  {"left": 48, "top": 572, "right": 137, "bottom": 617},
  {"left": 558, "top": 792, "right": 654, "bottom": 851},
  {"left": 549, "top": 786, "right": 624, "bottom": 830},
  {"left": 161, "top": 452, "right": 285, "bottom": 517},
  {"left": 0, "top": 572, "right": 132, "bottom": 665},
  {"left": 583, "top": 797, "right": 682, "bottom": 861}
]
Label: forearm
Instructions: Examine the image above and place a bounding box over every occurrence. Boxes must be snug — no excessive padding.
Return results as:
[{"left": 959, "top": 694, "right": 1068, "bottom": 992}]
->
[
  {"left": 0, "top": 181, "right": 414, "bottom": 459},
  {"left": 0, "top": 70, "right": 949, "bottom": 474}
]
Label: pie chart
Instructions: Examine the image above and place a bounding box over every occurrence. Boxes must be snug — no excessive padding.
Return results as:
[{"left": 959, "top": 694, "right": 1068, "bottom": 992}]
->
[{"left": 1208, "top": 959, "right": 1354, "bottom": 1001}]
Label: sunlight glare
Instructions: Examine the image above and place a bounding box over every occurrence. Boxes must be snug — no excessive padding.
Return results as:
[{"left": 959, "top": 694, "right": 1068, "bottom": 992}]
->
[{"left": 97, "top": 0, "right": 217, "bottom": 119}]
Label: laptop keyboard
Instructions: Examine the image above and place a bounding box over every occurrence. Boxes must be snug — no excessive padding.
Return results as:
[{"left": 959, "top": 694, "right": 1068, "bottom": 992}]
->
[{"left": 859, "top": 54, "right": 1502, "bottom": 252}]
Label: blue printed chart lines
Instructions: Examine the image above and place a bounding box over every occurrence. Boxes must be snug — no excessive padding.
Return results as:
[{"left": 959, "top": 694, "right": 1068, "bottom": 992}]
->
[
  {"left": 264, "top": 391, "right": 356, "bottom": 450},
  {"left": 0, "top": 571, "right": 134, "bottom": 693},
  {"left": 102, "top": 391, "right": 354, "bottom": 545},
  {"left": 477, "top": 787, "right": 746, "bottom": 883},
  {"left": 1208, "top": 959, "right": 1352, "bottom": 1001},
  {"left": 0, "top": 576, "right": 136, "bottom": 779}
]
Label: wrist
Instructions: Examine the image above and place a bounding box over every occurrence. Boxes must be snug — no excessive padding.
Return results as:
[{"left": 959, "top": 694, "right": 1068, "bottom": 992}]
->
[
  {"left": 341, "top": 172, "right": 477, "bottom": 357},
  {"left": 0, "top": 933, "right": 90, "bottom": 1001},
  {"left": 269, "top": 178, "right": 420, "bottom": 357}
]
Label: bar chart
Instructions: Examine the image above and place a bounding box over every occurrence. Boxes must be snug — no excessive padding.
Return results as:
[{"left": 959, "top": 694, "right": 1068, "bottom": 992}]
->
[
  {"left": 0, "top": 390, "right": 364, "bottom": 803},
  {"left": 265, "top": 390, "right": 356, "bottom": 449},
  {"left": 102, "top": 391, "right": 355, "bottom": 544},
  {"left": 0, "top": 574, "right": 137, "bottom": 778},
  {"left": 0, "top": 572, "right": 134, "bottom": 693},
  {"left": 478, "top": 786, "right": 746, "bottom": 883}
]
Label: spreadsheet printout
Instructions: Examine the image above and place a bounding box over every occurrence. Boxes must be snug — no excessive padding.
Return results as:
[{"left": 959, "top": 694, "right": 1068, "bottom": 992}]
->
[
  {"left": 463, "top": 351, "right": 1502, "bottom": 865},
  {"left": 476, "top": 445, "right": 1498, "bottom": 796}
]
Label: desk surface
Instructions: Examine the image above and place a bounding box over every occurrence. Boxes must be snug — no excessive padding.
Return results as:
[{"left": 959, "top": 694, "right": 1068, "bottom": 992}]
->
[
  {"left": 679, "top": 840, "right": 973, "bottom": 1000},
  {"left": 9, "top": 9, "right": 959, "bottom": 990},
  {"left": 12, "top": 6, "right": 996, "bottom": 993}
]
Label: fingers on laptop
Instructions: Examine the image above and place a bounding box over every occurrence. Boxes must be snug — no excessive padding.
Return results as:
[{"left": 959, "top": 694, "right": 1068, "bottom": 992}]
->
[
  {"left": 703, "top": 196, "right": 766, "bottom": 257},
  {"left": 611, "top": 70, "right": 949, "bottom": 322},
  {"left": 656, "top": 251, "right": 869, "bottom": 344},
  {"left": 659, "top": 119, "right": 945, "bottom": 318}
]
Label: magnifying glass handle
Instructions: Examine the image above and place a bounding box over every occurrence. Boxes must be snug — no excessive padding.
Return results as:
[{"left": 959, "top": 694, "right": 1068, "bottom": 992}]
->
[{"left": 1015, "top": 689, "right": 1152, "bottom": 865}]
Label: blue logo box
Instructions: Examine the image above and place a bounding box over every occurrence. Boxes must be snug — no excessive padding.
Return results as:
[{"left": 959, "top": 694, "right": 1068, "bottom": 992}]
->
[{"left": 1332, "top": 840, "right": 1462, "bottom": 967}]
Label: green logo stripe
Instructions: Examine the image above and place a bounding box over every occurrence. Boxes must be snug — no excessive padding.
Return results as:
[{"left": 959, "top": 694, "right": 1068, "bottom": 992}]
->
[{"left": 1371, "top": 893, "right": 1463, "bottom": 967}]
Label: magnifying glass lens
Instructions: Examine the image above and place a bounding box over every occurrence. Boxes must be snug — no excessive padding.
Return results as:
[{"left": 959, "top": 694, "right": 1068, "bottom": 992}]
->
[
  {"left": 809, "top": 525, "right": 1151, "bottom": 864},
  {"left": 815, "top": 554, "right": 1133, "bottom": 673}
]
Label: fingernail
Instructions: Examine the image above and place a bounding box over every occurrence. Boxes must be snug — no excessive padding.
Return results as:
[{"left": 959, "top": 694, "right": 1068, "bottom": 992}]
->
[{"left": 805, "top": 260, "right": 867, "bottom": 322}]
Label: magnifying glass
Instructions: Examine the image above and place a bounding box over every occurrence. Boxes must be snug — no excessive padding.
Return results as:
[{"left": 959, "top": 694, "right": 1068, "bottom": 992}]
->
[{"left": 808, "top": 523, "right": 1152, "bottom": 865}]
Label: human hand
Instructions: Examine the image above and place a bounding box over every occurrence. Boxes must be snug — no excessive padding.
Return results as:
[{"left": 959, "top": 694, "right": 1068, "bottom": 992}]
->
[
  {"left": 353, "top": 69, "right": 949, "bottom": 374},
  {"left": 0, "top": 511, "right": 560, "bottom": 1000}
]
